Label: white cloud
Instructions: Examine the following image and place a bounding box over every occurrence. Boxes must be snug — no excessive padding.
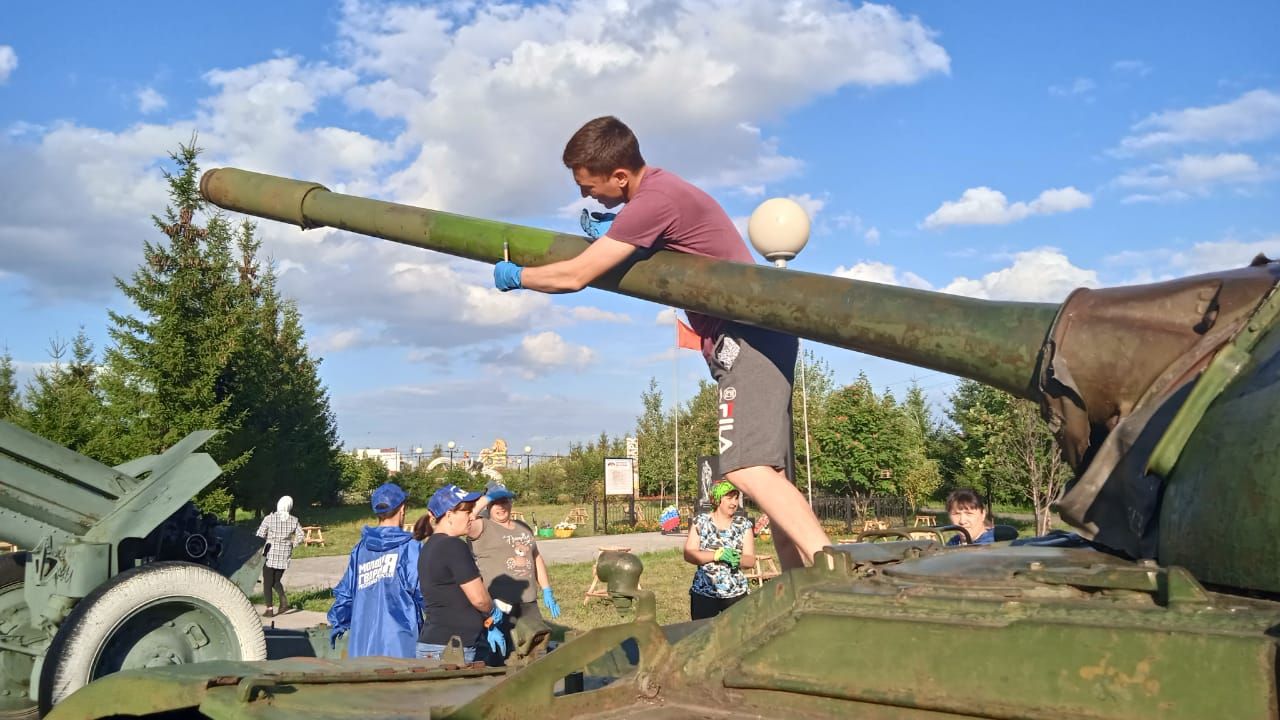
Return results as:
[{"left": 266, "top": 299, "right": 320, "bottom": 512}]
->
[
  {"left": 940, "top": 248, "right": 1098, "bottom": 302},
  {"left": 0, "top": 46, "right": 15, "bottom": 84},
  {"left": 1049, "top": 77, "right": 1095, "bottom": 97},
  {"left": 922, "top": 186, "right": 1091, "bottom": 228},
  {"left": 1115, "top": 152, "right": 1269, "bottom": 203},
  {"left": 501, "top": 331, "right": 595, "bottom": 378},
  {"left": 832, "top": 261, "right": 931, "bottom": 289},
  {"left": 1117, "top": 89, "right": 1280, "bottom": 152},
  {"left": 570, "top": 306, "right": 632, "bottom": 323},
  {"left": 0, "top": 0, "right": 951, "bottom": 360},
  {"left": 136, "top": 87, "right": 167, "bottom": 114},
  {"left": 655, "top": 308, "right": 678, "bottom": 325},
  {"left": 786, "top": 193, "right": 826, "bottom": 222},
  {"left": 340, "top": 0, "right": 949, "bottom": 216},
  {"left": 1104, "top": 234, "right": 1280, "bottom": 279},
  {"left": 1112, "top": 59, "right": 1152, "bottom": 77},
  {"left": 315, "top": 327, "right": 365, "bottom": 353},
  {"left": 864, "top": 227, "right": 881, "bottom": 245}
]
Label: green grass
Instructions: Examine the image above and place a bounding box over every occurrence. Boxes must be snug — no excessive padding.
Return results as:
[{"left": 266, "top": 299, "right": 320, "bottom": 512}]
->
[{"left": 272, "top": 540, "right": 779, "bottom": 630}]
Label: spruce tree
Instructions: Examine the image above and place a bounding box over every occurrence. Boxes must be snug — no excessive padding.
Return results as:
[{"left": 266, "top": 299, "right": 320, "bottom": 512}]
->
[
  {"left": 100, "top": 140, "right": 253, "bottom": 515},
  {"left": 20, "top": 329, "right": 113, "bottom": 458},
  {"left": 229, "top": 246, "right": 342, "bottom": 512},
  {"left": 0, "top": 348, "right": 19, "bottom": 421}
]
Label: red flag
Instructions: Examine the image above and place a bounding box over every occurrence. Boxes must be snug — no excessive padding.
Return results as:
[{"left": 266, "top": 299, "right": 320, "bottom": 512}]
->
[{"left": 676, "top": 318, "right": 701, "bottom": 351}]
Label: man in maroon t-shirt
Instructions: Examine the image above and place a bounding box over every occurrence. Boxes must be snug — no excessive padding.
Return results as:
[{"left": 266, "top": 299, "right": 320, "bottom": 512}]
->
[{"left": 491, "top": 116, "right": 830, "bottom": 569}]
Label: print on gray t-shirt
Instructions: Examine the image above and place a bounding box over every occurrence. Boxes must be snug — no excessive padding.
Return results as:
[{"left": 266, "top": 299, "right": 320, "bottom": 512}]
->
[{"left": 471, "top": 518, "right": 538, "bottom": 605}]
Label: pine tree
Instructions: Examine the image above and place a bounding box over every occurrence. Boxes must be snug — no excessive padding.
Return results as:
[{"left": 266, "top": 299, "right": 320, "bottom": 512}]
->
[
  {"left": 0, "top": 348, "right": 20, "bottom": 421},
  {"left": 20, "top": 329, "right": 112, "bottom": 457}
]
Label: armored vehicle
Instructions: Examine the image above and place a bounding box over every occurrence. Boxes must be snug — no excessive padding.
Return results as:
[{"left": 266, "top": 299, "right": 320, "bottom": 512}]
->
[{"left": 43, "top": 168, "right": 1280, "bottom": 719}]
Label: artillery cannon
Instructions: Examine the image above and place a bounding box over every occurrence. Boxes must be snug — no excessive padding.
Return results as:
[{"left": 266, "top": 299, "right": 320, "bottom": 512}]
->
[
  {"left": 0, "top": 421, "right": 268, "bottom": 718},
  {"left": 40, "top": 167, "right": 1280, "bottom": 719}
]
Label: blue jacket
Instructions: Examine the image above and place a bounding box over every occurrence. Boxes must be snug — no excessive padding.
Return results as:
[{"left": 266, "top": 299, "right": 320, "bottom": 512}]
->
[
  {"left": 328, "top": 525, "right": 424, "bottom": 658},
  {"left": 947, "top": 527, "right": 997, "bottom": 546}
]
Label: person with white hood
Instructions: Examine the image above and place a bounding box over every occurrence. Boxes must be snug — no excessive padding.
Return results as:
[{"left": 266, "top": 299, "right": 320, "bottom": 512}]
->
[{"left": 255, "top": 495, "right": 304, "bottom": 617}]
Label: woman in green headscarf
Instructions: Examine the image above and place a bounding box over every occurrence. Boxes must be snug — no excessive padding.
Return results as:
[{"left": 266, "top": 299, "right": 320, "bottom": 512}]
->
[{"left": 683, "top": 480, "right": 757, "bottom": 620}]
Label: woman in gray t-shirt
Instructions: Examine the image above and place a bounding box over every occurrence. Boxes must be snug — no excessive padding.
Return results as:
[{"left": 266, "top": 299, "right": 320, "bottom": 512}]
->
[{"left": 468, "top": 488, "right": 561, "bottom": 659}]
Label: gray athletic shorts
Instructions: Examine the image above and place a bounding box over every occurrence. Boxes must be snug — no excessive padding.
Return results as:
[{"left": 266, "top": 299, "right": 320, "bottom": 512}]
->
[{"left": 703, "top": 322, "right": 799, "bottom": 478}]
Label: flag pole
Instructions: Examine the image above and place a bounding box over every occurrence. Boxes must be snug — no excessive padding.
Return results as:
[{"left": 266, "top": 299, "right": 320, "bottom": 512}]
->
[
  {"left": 799, "top": 341, "right": 813, "bottom": 505},
  {"left": 673, "top": 310, "right": 680, "bottom": 521}
]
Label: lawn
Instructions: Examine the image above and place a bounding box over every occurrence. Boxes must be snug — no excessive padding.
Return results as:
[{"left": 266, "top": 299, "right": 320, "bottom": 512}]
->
[{"left": 267, "top": 540, "right": 780, "bottom": 630}]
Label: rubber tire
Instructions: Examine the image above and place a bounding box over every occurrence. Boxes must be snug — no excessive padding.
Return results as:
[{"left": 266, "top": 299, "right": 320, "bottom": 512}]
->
[
  {"left": 37, "top": 561, "right": 265, "bottom": 715},
  {"left": 0, "top": 553, "right": 37, "bottom": 720}
]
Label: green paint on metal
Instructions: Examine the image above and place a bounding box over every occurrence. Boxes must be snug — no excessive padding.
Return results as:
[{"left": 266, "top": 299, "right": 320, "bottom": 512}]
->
[
  {"left": 200, "top": 168, "right": 1056, "bottom": 398},
  {"left": 1147, "top": 280, "right": 1280, "bottom": 477}
]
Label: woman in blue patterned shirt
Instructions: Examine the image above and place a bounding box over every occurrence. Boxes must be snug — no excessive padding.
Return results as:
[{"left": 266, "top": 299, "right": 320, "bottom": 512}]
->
[{"left": 683, "top": 481, "right": 756, "bottom": 620}]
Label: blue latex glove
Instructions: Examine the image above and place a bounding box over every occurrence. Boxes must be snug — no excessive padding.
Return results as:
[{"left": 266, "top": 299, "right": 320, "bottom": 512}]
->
[
  {"left": 542, "top": 587, "right": 561, "bottom": 619},
  {"left": 493, "top": 261, "right": 523, "bottom": 291},
  {"left": 329, "top": 627, "right": 345, "bottom": 649},
  {"left": 579, "top": 208, "right": 617, "bottom": 240},
  {"left": 485, "top": 606, "right": 507, "bottom": 656}
]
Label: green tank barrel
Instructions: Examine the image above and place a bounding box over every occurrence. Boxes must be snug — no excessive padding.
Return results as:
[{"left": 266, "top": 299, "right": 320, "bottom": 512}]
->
[{"left": 199, "top": 167, "right": 1056, "bottom": 398}]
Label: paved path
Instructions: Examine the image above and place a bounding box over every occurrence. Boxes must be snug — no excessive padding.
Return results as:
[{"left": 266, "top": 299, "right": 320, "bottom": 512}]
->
[{"left": 278, "top": 531, "right": 686, "bottom": 592}]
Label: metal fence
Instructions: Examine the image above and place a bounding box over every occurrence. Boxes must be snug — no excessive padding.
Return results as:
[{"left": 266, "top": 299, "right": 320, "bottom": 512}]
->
[{"left": 589, "top": 493, "right": 916, "bottom": 536}]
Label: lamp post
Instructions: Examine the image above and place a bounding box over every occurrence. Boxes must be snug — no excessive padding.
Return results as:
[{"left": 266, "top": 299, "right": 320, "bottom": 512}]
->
[
  {"left": 747, "top": 197, "right": 814, "bottom": 505},
  {"left": 524, "top": 445, "right": 532, "bottom": 483},
  {"left": 447, "top": 440, "right": 456, "bottom": 468}
]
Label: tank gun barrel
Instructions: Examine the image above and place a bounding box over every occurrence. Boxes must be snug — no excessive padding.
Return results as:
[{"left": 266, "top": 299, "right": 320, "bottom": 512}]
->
[{"left": 200, "top": 168, "right": 1057, "bottom": 397}]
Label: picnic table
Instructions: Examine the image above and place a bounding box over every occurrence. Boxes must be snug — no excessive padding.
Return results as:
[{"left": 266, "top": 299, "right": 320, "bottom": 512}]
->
[
  {"left": 745, "top": 554, "right": 781, "bottom": 587},
  {"left": 301, "top": 526, "right": 326, "bottom": 547}
]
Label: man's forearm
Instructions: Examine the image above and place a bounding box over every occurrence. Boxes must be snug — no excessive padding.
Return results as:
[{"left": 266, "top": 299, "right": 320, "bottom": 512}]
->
[{"left": 520, "top": 261, "right": 589, "bottom": 293}]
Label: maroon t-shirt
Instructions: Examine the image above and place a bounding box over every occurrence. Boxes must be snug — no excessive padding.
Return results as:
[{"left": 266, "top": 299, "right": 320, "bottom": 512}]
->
[{"left": 605, "top": 168, "right": 755, "bottom": 356}]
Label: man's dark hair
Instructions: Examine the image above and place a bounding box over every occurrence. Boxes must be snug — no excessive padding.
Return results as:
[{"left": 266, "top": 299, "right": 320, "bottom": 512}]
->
[{"left": 562, "top": 116, "right": 646, "bottom": 174}]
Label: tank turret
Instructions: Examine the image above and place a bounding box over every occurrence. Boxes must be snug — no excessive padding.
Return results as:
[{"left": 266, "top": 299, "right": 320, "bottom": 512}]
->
[{"left": 200, "top": 167, "right": 1280, "bottom": 596}]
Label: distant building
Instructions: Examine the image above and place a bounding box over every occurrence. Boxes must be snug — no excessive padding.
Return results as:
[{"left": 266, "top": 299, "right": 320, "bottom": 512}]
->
[{"left": 353, "top": 447, "right": 402, "bottom": 474}]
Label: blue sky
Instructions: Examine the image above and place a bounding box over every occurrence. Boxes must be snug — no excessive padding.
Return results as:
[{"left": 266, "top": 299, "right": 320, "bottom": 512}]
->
[{"left": 1, "top": 1, "right": 1277, "bottom": 458}]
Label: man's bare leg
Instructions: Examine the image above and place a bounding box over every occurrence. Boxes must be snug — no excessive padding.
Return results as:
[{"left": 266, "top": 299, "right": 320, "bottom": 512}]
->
[
  {"left": 769, "top": 524, "right": 805, "bottom": 569},
  {"left": 725, "top": 465, "right": 830, "bottom": 569}
]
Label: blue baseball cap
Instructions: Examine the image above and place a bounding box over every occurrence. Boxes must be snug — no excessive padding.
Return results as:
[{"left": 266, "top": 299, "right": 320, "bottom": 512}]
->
[
  {"left": 428, "top": 484, "right": 484, "bottom": 518},
  {"left": 487, "top": 487, "right": 516, "bottom": 503},
  {"left": 371, "top": 483, "right": 407, "bottom": 514}
]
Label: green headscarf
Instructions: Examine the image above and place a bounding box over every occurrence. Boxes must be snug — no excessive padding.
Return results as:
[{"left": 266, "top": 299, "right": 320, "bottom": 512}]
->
[{"left": 710, "top": 480, "right": 738, "bottom": 506}]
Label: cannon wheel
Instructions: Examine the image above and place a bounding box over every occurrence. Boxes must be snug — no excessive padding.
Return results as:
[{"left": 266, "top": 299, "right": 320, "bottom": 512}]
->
[
  {"left": 0, "top": 553, "right": 37, "bottom": 720},
  {"left": 37, "top": 561, "right": 265, "bottom": 715}
]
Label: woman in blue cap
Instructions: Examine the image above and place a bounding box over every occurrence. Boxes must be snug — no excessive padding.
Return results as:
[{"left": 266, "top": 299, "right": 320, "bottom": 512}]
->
[
  {"left": 413, "top": 484, "right": 508, "bottom": 662},
  {"left": 468, "top": 485, "right": 561, "bottom": 663},
  {"left": 327, "top": 482, "right": 424, "bottom": 658},
  {"left": 684, "top": 480, "right": 756, "bottom": 620}
]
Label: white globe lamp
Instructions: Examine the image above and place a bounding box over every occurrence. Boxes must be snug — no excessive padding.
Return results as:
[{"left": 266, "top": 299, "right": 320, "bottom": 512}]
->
[{"left": 748, "top": 197, "right": 811, "bottom": 268}]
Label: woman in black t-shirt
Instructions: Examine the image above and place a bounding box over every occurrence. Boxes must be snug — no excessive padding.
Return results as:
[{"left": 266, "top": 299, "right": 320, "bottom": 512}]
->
[{"left": 413, "top": 484, "right": 507, "bottom": 662}]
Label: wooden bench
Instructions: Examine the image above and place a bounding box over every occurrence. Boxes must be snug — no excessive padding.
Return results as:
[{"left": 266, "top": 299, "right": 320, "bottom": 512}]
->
[
  {"left": 745, "top": 554, "right": 781, "bottom": 587},
  {"left": 302, "top": 526, "right": 326, "bottom": 547},
  {"left": 565, "top": 507, "right": 589, "bottom": 525},
  {"left": 584, "top": 546, "right": 632, "bottom": 605},
  {"left": 861, "top": 519, "right": 889, "bottom": 533}
]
